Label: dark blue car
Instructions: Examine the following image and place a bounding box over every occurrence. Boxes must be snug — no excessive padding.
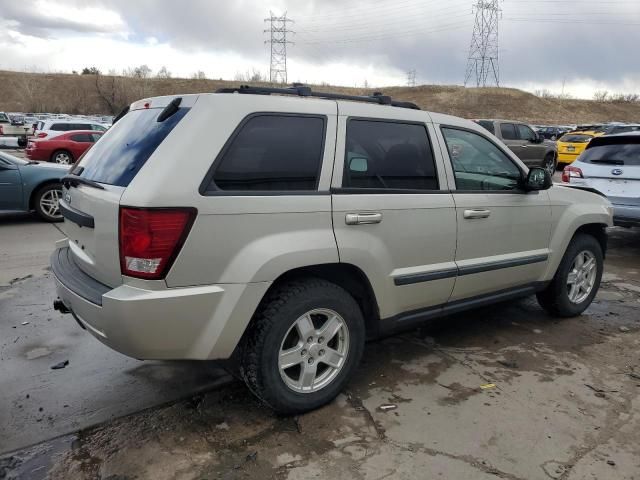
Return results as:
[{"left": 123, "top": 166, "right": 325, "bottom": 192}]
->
[{"left": 0, "top": 151, "right": 68, "bottom": 222}]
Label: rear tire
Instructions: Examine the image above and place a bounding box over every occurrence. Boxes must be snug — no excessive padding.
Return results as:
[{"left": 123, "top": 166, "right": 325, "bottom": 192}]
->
[
  {"left": 51, "top": 150, "right": 73, "bottom": 165},
  {"left": 33, "top": 183, "right": 63, "bottom": 222},
  {"left": 239, "top": 277, "right": 365, "bottom": 414},
  {"left": 537, "top": 233, "right": 603, "bottom": 317},
  {"left": 543, "top": 152, "right": 557, "bottom": 176}
]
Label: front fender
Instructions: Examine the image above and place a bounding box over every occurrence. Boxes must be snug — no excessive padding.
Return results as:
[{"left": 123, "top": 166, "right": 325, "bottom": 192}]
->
[{"left": 542, "top": 186, "right": 613, "bottom": 280}]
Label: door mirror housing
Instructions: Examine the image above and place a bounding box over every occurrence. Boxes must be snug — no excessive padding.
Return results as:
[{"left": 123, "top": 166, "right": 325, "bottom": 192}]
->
[
  {"left": 532, "top": 133, "right": 544, "bottom": 143},
  {"left": 523, "top": 167, "right": 552, "bottom": 191}
]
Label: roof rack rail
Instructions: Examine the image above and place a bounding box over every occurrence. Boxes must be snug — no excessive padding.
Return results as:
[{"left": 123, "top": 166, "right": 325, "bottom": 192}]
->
[{"left": 215, "top": 84, "right": 420, "bottom": 110}]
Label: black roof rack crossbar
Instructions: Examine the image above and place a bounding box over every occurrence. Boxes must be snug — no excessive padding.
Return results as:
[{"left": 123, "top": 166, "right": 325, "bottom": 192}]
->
[{"left": 215, "top": 84, "right": 420, "bottom": 110}]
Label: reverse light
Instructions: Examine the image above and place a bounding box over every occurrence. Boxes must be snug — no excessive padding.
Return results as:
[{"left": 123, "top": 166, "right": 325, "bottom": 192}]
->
[
  {"left": 562, "top": 165, "right": 583, "bottom": 183},
  {"left": 119, "top": 207, "right": 196, "bottom": 280}
]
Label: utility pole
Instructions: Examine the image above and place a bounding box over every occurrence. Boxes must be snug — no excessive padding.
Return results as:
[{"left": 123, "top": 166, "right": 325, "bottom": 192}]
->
[
  {"left": 406, "top": 69, "right": 416, "bottom": 87},
  {"left": 464, "top": 0, "right": 501, "bottom": 87},
  {"left": 264, "top": 12, "right": 294, "bottom": 84}
]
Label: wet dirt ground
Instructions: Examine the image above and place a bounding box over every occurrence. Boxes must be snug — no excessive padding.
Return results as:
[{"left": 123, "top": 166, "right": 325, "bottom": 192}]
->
[{"left": 1, "top": 224, "right": 640, "bottom": 480}]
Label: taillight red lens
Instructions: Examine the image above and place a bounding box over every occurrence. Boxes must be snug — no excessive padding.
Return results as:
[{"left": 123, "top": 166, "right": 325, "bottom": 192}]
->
[
  {"left": 0, "top": 126, "right": 3, "bottom": 135},
  {"left": 119, "top": 207, "right": 196, "bottom": 280},
  {"left": 561, "top": 166, "right": 583, "bottom": 183},
  {"left": 37, "top": 132, "right": 47, "bottom": 138}
]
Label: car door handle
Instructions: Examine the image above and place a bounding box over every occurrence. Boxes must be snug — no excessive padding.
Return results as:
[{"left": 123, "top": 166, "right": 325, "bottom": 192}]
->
[
  {"left": 345, "top": 212, "right": 383, "bottom": 225},
  {"left": 463, "top": 209, "right": 491, "bottom": 219},
  {"left": 521, "top": 144, "right": 528, "bottom": 148}
]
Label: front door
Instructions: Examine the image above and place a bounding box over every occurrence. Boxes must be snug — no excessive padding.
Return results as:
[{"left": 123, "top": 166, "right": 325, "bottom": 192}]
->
[
  {"left": 332, "top": 104, "right": 457, "bottom": 321},
  {"left": 436, "top": 126, "right": 552, "bottom": 301},
  {"left": 0, "top": 158, "right": 23, "bottom": 210},
  {"left": 516, "top": 123, "right": 546, "bottom": 167}
]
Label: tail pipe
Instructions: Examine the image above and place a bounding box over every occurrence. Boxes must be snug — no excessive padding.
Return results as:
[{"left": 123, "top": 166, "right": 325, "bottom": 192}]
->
[{"left": 53, "top": 299, "right": 71, "bottom": 314}]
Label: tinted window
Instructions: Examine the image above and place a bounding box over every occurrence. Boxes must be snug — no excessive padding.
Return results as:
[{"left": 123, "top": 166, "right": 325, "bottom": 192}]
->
[
  {"left": 559, "top": 134, "right": 592, "bottom": 143},
  {"left": 476, "top": 120, "right": 495, "bottom": 135},
  {"left": 76, "top": 107, "right": 190, "bottom": 187},
  {"left": 70, "top": 134, "right": 91, "bottom": 142},
  {"left": 582, "top": 139, "right": 640, "bottom": 166},
  {"left": 500, "top": 123, "right": 518, "bottom": 140},
  {"left": 210, "top": 115, "right": 325, "bottom": 192},
  {"left": 442, "top": 128, "right": 521, "bottom": 191},
  {"left": 517, "top": 124, "right": 536, "bottom": 141},
  {"left": 51, "top": 123, "right": 68, "bottom": 131},
  {"left": 343, "top": 120, "right": 437, "bottom": 191}
]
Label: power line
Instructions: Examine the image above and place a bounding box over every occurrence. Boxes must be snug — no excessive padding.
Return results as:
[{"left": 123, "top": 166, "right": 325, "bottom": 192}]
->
[
  {"left": 264, "top": 12, "right": 294, "bottom": 84},
  {"left": 465, "top": 0, "right": 502, "bottom": 88}
]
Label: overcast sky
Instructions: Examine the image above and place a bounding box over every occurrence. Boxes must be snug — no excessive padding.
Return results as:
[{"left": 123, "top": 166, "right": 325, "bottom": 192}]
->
[{"left": 0, "top": 0, "right": 639, "bottom": 98}]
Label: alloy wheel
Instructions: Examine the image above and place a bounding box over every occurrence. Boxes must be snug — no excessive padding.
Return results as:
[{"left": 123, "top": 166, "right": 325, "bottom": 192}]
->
[
  {"left": 567, "top": 250, "right": 597, "bottom": 304},
  {"left": 278, "top": 308, "right": 350, "bottom": 393},
  {"left": 39, "top": 188, "right": 62, "bottom": 219},
  {"left": 55, "top": 152, "right": 71, "bottom": 164}
]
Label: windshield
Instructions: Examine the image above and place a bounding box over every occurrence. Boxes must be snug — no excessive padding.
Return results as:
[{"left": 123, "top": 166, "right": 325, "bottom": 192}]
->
[
  {"left": 0, "top": 151, "right": 28, "bottom": 166},
  {"left": 559, "top": 134, "right": 592, "bottom": 143},
  {"left": 582, "top": 142, "right": 640, "bottom": 166},
  {"left": 75, "top": 107, "right": 190, "bottom": 187}
]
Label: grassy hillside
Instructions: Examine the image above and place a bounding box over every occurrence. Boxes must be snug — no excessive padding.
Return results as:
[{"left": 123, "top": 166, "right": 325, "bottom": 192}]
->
[{"left": 1, "top": 70, "right": 639, "bottom": 124}]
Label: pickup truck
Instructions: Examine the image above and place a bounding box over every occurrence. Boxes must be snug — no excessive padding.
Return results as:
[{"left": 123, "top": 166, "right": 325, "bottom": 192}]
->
[
  {"left": 474, "top": 119, "right": 558, "bottom": 176},
  {"left": 0, "top": 112, "right": 31, "bottom": 146}
]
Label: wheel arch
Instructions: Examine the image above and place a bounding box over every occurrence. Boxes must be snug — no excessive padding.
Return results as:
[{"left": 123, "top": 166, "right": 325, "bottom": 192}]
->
[{"left": 50, "top": 149, "right": 73, "bottom": 164}]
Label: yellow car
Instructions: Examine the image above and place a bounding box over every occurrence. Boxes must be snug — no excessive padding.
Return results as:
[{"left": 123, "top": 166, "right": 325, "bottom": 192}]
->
[{"left": 556, "top": 131, "right": 603, "bottom": 165}]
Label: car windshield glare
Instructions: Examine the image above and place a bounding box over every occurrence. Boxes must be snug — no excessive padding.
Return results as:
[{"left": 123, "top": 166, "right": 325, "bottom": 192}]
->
[{"left": 560, "top": 134, "right": 591, "bottom": 143}]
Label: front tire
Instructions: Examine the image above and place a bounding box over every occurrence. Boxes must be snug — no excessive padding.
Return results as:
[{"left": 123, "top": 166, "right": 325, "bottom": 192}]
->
[
  {"left": 33, "top": 183, "right": 63, "bottom": 222},
  {"left": 537, "top": 233, "right": 603, "bottom": 317},
  {"left": 239, "top": 277, "right": 365, "bottom": 414}
]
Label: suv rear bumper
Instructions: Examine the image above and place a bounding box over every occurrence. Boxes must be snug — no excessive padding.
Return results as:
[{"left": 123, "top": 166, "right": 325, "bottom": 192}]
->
[
  {"left": 612, "top": 203, "right": 640, "bottom": 227},
  {"left": 51, "top": 247, "right": 270, "bottom": 360}
]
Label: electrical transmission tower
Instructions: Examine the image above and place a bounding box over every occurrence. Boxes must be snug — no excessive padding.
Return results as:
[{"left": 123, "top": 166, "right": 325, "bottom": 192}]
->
[
  {"left": 406, "top": 69, "right": 416, "bottom": 87},
  {"left": 264, "top": 12, "right": 294, "bottom": 84},
  {"left": 464, "top": 0, "right": 502, "bottom": 87}
]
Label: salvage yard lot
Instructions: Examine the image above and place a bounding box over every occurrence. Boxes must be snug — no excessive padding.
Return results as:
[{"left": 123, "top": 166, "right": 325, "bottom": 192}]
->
[{"left": 1, "top": 212, "right": 639, "bottom": 479}]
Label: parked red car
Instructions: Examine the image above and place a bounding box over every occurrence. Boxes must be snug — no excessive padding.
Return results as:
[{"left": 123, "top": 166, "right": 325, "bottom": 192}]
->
[{"left": 26, "top": 131, "right": 103, "bottom": 164}]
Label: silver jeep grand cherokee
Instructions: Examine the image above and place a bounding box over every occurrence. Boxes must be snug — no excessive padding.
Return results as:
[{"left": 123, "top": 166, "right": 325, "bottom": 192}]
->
[{"left": 52, "top": 85, "right": 612, "bottom": 414}]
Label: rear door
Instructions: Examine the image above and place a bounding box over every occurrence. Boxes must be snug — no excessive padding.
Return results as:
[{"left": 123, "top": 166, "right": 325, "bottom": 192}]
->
[
  {"left": 499, "top": 122, "right": 526, "bottom": 160},
  {"left": 59, "top": 97, "right": 197, "bottom": 287},
  {"left": 516, "top": 124, "right": 545, "bottom": 166},
  {"left": 68, "top": 133, "right": 93, "bottom": 158},
  {"left": 332, "top": 103, "right": 457, "bottom": 321}
]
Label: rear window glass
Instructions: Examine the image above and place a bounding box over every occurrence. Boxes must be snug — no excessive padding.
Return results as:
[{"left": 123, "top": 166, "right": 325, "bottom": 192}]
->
[
  {"left": 475, "top": 120, "right": 495, "bottom": 135},
  {"left": 208, "top": 115, "right": 325, "bottom": 192},
  {"left": 560, "top": 134, "right": 592, "bottom": 143},
  {"left": 582, "top": 140, "right": 640, "bottom": 166},
  {"left": 500, "top": 123, "right": 518, "bottom": 140},
  {"left": 76, "top": 107, "right": 190, "bottom": 187}
]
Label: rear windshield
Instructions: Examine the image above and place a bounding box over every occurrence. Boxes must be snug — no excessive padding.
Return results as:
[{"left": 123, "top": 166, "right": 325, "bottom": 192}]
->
[
  {"left": 582, "top": 141, "right": 640, "bottom": 166},
  {"left": 475, "top": 120, "right": 495, "bottom": 135},
  {"left": 76, "top": 107, "right": 190, "bottom": 187},
  {"left": 559, "top": 134, "right": 591, "bottom": 143}
]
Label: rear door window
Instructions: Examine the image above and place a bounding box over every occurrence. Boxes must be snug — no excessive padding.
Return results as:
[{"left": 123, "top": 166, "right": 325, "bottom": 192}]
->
[
  {"left": 476, "top": 120, "right": 495, "bottom": 135},
  {"left": 343, "top": 120, "right": 438, "bottom": 191},
  {"left": 207, "top": 114, "right": 325, "bottom": 192},
  {"left": 70, "top": 134, "right": 91, "bottom": 142},
  {"left": 500, "top": 123, "right": 518, "bottom": 140},
  {"left": 75, "top": 107, "right": 190, "bottom": 187},
  {"left": 51, "top": 124, "right": 68, "bottom": 131}
]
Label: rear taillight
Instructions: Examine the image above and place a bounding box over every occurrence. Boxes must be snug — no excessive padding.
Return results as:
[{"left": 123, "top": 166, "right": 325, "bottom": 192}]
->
[
  {"left": 0, "top": 125, "right": 3, "bottom": 135},
  {"left": 37, "top": 132, "right": 47, "bottom": 138},
  {"left": 562, "top": 165, "right": 583, "bottom": 183},
  {"left": 118, "top": 207, "right": 196, "bottom": 280}
]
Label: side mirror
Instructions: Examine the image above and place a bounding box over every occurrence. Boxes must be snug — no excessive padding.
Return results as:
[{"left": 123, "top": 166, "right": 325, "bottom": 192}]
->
[
  {"left": 349, "top": 156, "right": 368, "bottom": 173},
  {"left": 532, "top": 133, "right": 544, "bottom": 143},
  {"left": 523, "top": 167, "right": 552, "bottom": 191}
]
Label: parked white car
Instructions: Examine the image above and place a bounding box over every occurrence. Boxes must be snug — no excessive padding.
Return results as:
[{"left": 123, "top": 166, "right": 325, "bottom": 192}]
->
[
  {"left": 51, "top": 86, "right": 613, "bottom": 414},
  {"left": 35, "top": 119, "right": 108, "bottom": 139},
  {"left": 563, "top": 132, "right": 640, "bottom": 227}
]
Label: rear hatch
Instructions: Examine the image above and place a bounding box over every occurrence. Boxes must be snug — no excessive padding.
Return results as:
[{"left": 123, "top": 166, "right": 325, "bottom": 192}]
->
[
  {"left": 573, "top": 135, "right": 640, "bottom": 206},
  {"left": 59, "top": 95, "right": 196, "bottom": 287},
  {"left": 557, "top": 133, "right": 593, "bottom": 158}
]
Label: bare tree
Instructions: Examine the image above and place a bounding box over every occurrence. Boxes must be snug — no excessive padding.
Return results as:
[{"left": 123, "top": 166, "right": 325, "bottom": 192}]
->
[
  {"left": 156, "top": 66, "right": 172, "bottom": 79},
  {"left": 593, "top": 90, "right": 609, "bottom": 102},
  {"left": 191, "top": 70, "right": 207, "bottom": 80}
]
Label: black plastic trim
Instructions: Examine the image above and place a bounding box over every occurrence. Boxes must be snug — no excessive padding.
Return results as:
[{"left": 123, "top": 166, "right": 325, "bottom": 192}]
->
[
  {"left": 59, "top": 199, "right": 95, "bottom": 228},
  {"left": 392, "top": 254, "right": 548, "bottom": 286},
  {"left": 199, "top": 112, "right": 328, "bottom": 196},
  {"left": 51, "top": 247, "right": 110, "bottom": 306},
  {"left": 458, "top": 254, "right": 548, "bottom": 276},
  {"left": 393, "top": 267, "right": 458, "bottom": 286},
  {"left": 379, "top": 282, "right": 548, "bottom": 335}
]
